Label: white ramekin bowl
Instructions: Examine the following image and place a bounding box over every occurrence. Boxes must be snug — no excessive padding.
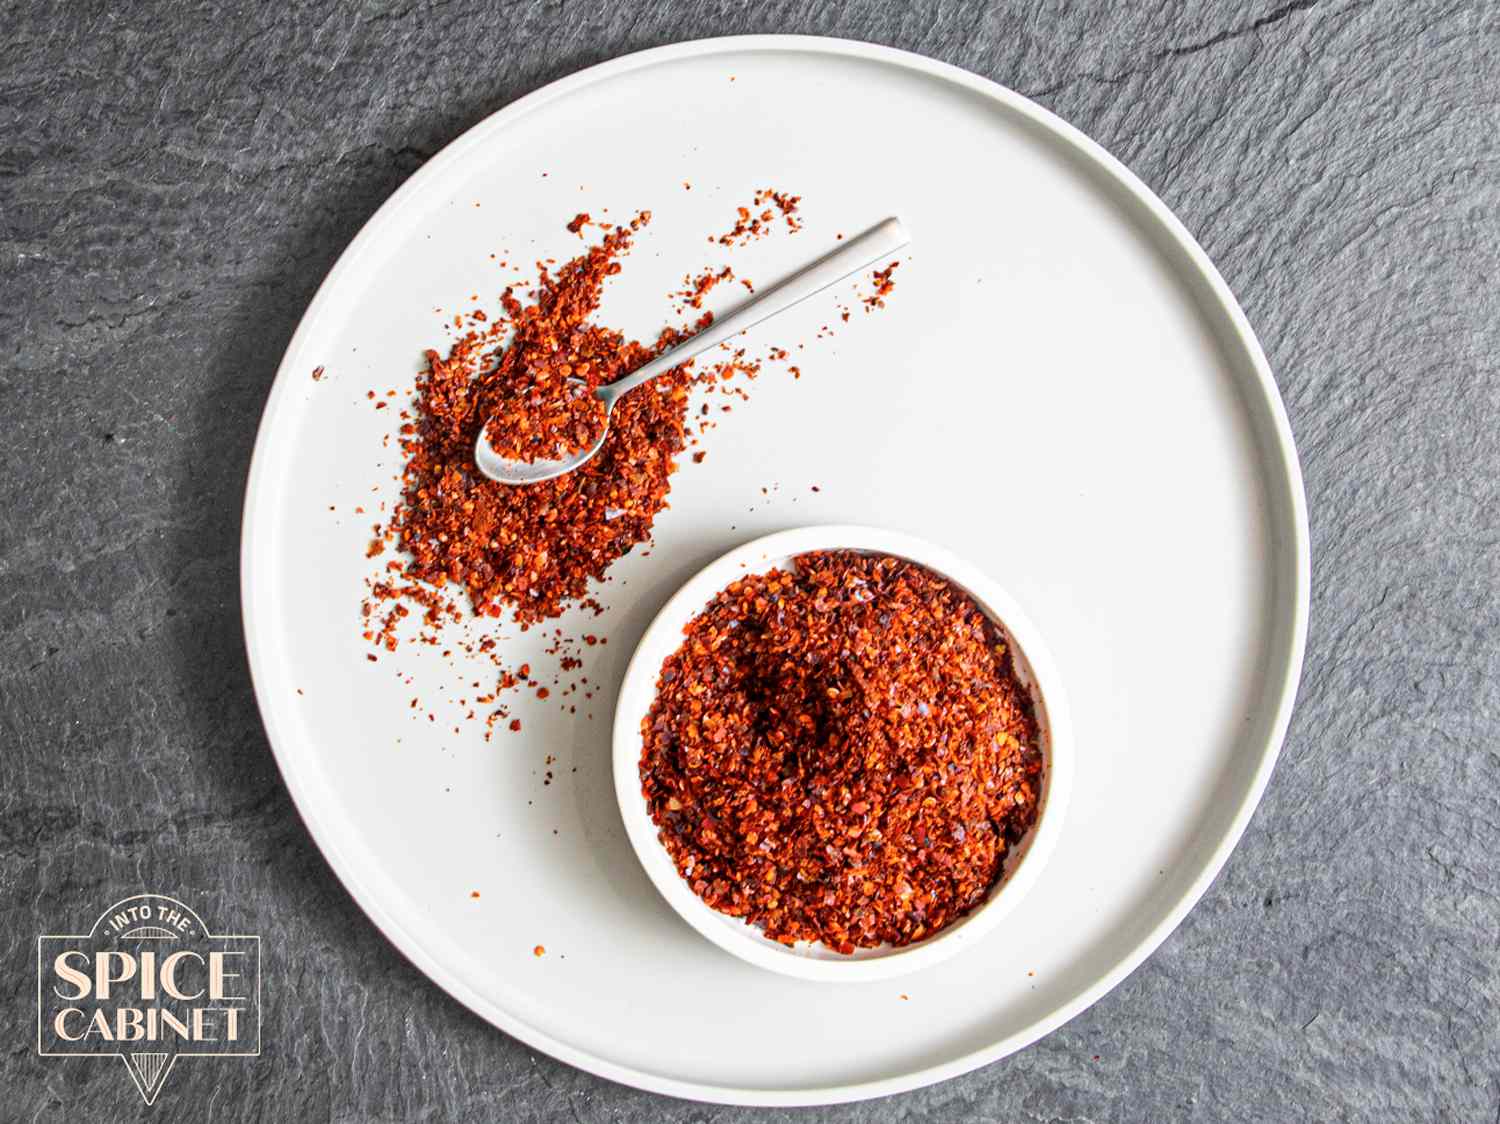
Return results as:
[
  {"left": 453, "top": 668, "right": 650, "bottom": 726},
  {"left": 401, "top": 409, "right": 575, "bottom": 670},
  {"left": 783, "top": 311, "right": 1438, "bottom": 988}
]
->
[{"left": 613, "top": 525, "right": 1072, "bottom": 982}]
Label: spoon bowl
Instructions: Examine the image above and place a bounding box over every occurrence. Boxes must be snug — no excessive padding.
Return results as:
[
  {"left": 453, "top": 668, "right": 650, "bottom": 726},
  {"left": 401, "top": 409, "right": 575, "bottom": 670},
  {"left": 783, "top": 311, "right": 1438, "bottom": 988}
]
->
[
  {"left": 474, "top": 216, "right": 910, "bottom": 485},
  {"left": 472, "top": 378, "right": 617, "bottom": 485}
]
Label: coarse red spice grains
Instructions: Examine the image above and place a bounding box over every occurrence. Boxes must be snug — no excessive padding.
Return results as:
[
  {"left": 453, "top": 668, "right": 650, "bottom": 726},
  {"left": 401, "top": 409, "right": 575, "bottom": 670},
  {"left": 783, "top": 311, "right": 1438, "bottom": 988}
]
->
[
  {"left": 384, "top": 212, "right": 706, "bottom": 627},
  {"left": 714, "top": 189, "right": 803, "bottom": 246},
  {"left": 675, "top": 265, "right": 736, "bottom": 311},
  {"left": 863, "top": 261, "right": 900, "bottom": 310},
  {"left": 639, "top": 551, "right": 1043, "bottom": 953},
  {"left": 479, "top": 376, "right": 608, "bottom": 462}
]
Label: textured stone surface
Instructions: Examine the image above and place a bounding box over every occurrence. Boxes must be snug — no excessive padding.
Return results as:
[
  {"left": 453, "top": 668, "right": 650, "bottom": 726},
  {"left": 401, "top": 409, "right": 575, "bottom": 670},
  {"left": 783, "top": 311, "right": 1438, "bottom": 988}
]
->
[{"left": 3, "top": 0, "right": 1497, "bottom": 1119}]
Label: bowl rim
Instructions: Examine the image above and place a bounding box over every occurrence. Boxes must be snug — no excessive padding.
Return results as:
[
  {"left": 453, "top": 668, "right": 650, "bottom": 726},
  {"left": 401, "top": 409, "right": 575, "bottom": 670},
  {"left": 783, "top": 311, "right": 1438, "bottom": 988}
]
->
[{"left": 612, "top": 524, "right": 1074, "bottom": 983}]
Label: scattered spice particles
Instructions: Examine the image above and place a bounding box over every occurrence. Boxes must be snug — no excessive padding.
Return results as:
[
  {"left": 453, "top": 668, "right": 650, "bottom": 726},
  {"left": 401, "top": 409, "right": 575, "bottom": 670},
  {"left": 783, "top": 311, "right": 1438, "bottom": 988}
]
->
[
  {"left": 533, "top": 945, "right": 546, "bottom": 957},
  {"left": 714, "top": 188, "right": 802, "bottom": 246},
  {"left": 470, "top": 890, "right": 481, "bottom": 899},
  {"left": 676, "top": 265, "right": 735, "bottom": 310},
  {"left": 311, "top": 365, "right": 325, "bottom": 381},
  {"left": 764, "top": 189, "right": 802, "bottom": 231},
  {"left": 639, "top": 551, "right": 1043, "bottom": 953},
  {"left": 863, "top": 261, "right": 900, "bottom": 310}
]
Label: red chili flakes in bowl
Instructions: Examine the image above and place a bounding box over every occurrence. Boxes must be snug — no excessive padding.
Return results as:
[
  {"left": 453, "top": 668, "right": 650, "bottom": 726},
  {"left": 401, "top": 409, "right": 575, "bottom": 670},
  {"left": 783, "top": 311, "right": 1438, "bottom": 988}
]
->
[{"left": 639, "top": 551, "right": 1042, "bottom": 953}]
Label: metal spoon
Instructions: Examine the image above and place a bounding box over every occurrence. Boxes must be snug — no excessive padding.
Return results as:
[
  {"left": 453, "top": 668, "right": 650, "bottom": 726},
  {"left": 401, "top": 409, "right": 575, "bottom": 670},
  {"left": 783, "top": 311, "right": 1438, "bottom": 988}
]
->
[{"left": 474, "top": 216, "right": 911, "bottom": 484}]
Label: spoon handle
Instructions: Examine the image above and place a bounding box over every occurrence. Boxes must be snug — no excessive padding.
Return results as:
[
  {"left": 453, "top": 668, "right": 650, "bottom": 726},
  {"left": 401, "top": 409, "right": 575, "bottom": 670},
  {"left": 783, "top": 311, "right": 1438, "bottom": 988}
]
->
[{"left": 598, "top": 216, "right": 910, "bottom": 405}]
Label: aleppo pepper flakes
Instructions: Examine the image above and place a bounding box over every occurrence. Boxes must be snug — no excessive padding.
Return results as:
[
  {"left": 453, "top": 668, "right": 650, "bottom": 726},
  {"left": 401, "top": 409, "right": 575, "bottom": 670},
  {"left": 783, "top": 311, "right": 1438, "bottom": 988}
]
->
[
  {"left": 714, "top": 188, "right": 803, "bottom": 246},
  {"left": 639, "top": 551, "right": 1042, "bottom": 953},
  {"left": 364, "top": 193, "right": 804, "bottom": 733},
  {"left": 385, "top": 211, "right": 705, "bottom": 627},
  {"left": 675, "top": 265, "right": 735, "bottom": 311},
  {"left": 862, "top": 261, "right": 900, "bottom": 310},
  {"left": 479, "top": 376, "right": 608, "bottom": 463}
]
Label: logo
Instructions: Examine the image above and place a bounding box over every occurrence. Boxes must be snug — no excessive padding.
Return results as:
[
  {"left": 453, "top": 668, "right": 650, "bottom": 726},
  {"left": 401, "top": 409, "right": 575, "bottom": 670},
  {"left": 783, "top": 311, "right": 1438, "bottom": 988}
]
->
[{"left": 37, "top": 893, "right": 261, "bottom": 1105}]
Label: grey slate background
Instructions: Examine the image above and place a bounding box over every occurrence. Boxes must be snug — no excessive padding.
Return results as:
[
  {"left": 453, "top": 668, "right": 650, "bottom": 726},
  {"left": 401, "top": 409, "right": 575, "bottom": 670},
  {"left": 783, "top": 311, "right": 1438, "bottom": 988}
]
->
[{"left": 3, "top": 0, "right": 1497, "bottom": 1119}]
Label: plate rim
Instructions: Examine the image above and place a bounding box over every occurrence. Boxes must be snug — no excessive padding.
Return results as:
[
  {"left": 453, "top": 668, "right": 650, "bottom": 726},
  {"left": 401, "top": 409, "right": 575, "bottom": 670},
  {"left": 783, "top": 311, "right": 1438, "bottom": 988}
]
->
[{"left": 239, "top": 33, "right": 1311, "bottom": 1106}]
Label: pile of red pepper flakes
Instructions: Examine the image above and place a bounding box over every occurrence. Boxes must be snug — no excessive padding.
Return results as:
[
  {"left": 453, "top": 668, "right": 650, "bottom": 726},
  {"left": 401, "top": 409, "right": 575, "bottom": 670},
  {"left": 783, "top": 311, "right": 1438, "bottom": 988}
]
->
[
  {"left": 360, "top": 194, "right": 906, "bottom": 738},
  {"left": 377, "top": 211, "right": 717, "bottom": 627},
  {"left": 639, "top": 551, "right": 1043, "bottom": 952}
]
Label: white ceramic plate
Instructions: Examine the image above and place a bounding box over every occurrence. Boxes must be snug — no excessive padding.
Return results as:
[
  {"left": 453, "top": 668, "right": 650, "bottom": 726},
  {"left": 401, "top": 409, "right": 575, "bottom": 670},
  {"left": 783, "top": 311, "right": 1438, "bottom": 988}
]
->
[
  {"left": 613, "top": 525, "right": 1075, "bottom": 983},
  {"left": 241, "top": 36, "right": 1308, "bottom": 1106}
]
